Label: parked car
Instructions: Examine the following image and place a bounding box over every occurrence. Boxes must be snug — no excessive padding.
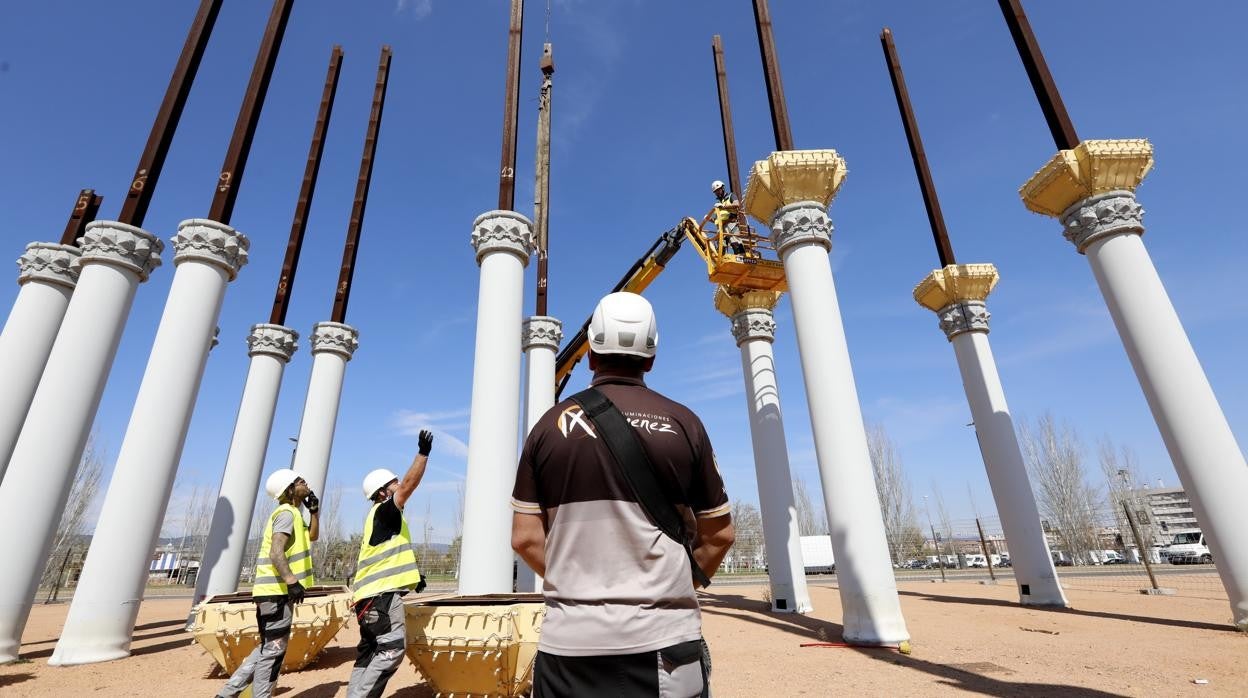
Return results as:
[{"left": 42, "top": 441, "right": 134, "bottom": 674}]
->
[{"left": 1163, "top": 531, "right": 1213, "bottom": 565}]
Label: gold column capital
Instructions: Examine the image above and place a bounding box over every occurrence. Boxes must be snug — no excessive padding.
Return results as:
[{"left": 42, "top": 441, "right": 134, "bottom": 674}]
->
[
  {"left": 1020, "top": 139, "right": 1154, "bottom": 217},
  {"left": 913, "top": 263, "right": 1000, "bottom": 312},
  {"left": 714, "top": 285, "right": 783, "bottom": 318},
  {"left": 742, "top": 149, "right": 848, "bottom": 224}
]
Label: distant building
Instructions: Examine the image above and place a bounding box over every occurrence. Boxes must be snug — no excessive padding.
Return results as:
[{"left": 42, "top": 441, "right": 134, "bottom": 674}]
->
[{"left": 1134, "top": 486, "right": 1198, "bottom": 546}]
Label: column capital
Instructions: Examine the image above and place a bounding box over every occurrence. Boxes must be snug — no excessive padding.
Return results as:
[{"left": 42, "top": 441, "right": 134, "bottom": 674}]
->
[
  {"left": 1060, "top": 191, "right": 1144, "bottom": 254},
  {"left": 769, "top": 202, "right": 833, "bottom": 256},
  {"left": 247, "top": 323, "right": 299, "bottom": 362},
  {"left": 522, "top": 316, "right": 563, "bottom": 352},
  {"left": 742, "top": 149, "right": 848, "bottom": 225},
  {"left": 16, "top": 242, "right": 80, "bottom": 290},
  {"left": 172, "top": 219, "right": 250, "bottom": 280},
  {"left": 78, "top": 220, "right": 164, "bottom": 282},
  {"left": 310, "top": 321, "right": 359, "bottom": 360},
  {"left": 1019, "top": 139, "right": 1153, "bottom": 218},
  {"left": 714, "top": 285, "right": 782, "bottom": 316},
  {"left": 913, "top": 263, "right": 999, "bottom": 312},
  {"left": 470, "top": 210, "right": 536, "bottom": 267},
  {"left": 936, "top": 300, "right": 991, "bottom": 341},
  {"left": 729, "top": 307, "right": 777, "bottom": 346}
]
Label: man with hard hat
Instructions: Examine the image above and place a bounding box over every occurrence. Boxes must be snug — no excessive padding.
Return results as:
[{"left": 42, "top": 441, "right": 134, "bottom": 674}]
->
[
  {"left": 347, "top": 429, "right": 433, "bottom": 698},
  {"left": 216, "top": 469, "right": 319, "bottom": 698},
  {"left": 710, "top": 179, "right": 746, "bottom": 256},
  {"left": 511, "top": 292, "right": 735, "bottom": 697}
]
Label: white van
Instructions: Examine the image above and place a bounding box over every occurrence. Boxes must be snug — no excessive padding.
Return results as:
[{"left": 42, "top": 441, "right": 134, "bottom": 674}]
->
[{"left": 1163, "top": 531, "right": 1212, "bottom": 565}]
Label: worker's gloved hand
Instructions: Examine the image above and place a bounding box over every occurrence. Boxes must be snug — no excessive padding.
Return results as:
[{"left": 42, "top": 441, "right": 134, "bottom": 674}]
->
[
  {"left": 287, "top": 581, "right": 306, "bottom": 605},
  {"left": 418, "top": 429, "right": 434, "bottom": 456},
  {"left": 304, "top": 491, "right": 320, "bottom": 515}
]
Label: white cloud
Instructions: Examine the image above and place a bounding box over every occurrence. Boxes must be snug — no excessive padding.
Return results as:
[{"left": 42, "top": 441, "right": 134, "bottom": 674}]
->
[
  {"left": 392, "top": 408, "right": 470, "bottom": 459},
  {"left": 395, "top": 0, "right": 433, "bottom": 20}
]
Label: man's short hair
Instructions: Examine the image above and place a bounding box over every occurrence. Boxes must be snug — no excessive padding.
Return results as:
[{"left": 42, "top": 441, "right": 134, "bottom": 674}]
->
[{"left": 590, "top": 352, "right": 651, "bottom": 372}]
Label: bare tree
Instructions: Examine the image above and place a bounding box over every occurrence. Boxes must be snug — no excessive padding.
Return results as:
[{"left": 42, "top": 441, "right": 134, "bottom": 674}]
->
[
  {"left": 313, "top": 483, "right": 346, "bottom": 581},
  {"left": 792, "top": 476, "right": 828, "bottom": 536},
  {"left": 728, "top": 500, "right": 764, "bottom": 571},
  {"left": 241, "top": 496, "right": 276, "bottom": 583},
  {"left": 931, "top": 487, "right": 957, "bottom": 564},
  {"left": 41, "top": 434, "right": 106, "bottom": 587},
  {"left": 1098, "top": 439, "right": 1158, "bottom": 552},
  {"left": 176, "top": 485, "right": 215, "bottom": 584},
  {"left": 1020, "top": 414, "right": 1102, "bottom": 564},
  {"left": 867, "top": 424, "right": 920, "bottom": 565}
]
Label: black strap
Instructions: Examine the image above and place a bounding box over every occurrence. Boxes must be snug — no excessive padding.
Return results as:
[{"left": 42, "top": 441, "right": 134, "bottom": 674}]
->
[{"left": 570, "top": 388, "right": 712, "bottom": 588}]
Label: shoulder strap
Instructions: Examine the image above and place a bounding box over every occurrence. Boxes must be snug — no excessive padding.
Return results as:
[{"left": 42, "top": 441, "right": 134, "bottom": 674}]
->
[{"left": 570, "top": 387, "right": 712, "bottom": 588}]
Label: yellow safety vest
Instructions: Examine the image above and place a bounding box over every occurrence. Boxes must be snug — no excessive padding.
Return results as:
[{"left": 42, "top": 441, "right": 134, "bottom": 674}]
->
[
  {"left": 252, "top": 503, "right": 314, "bottom": 597},
  {"left": 352, "top": 502, "right": 422, "bottom": 604}
]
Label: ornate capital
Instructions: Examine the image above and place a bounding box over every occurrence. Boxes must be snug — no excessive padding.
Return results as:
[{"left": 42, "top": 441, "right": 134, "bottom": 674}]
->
[
  {"left": 913, "top": 264, "right": 999, "bottom": 312},
  {"left": 247, "top": 323, "right": 299, "bottom": 361},
  {"left": 743, "top": 149, "right": 848, "bottom": 224},
  {"left": 172, "top": 219, "right": 250, "bottom": 280},
  {"left": 310, "top": 321, "right": 359, "bottom": 360},
  {"left": 522, "top": 316, "right": 563, "bottom": 352},
  {"left": 714, "top": 285, "right": 782, "bottom": 317},
  {"left": 77, "top": 220, "right": 163, "bottom": 282},
  {"left": 470, "top": 210, "right": 535, "bottom": 267},
  {"left": 769, "top": 202, "right": 833, "bottom": 257},
  {"left": 1020, "top": 139, "right": 1153, "bottom": 217},
  {"left": 730, "top": 307, "right": 777, "bottom": 346},
  {"left": 937, "top": 301, "right": 991, "bottom": 340},
  {"left": 1060, "top": 191, "right": 1144, "bottom": 254},
  {"left": 16, "top": 242, "right": 80, "bottom": 289}
]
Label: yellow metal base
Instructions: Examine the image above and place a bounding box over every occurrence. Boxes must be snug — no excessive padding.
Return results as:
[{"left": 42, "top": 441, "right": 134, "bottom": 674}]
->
[
  {"left": 708, "top": 254, "right": 787, "bottom": 292},
  {"left": 188, "top": 586, "right": 353, "bottom": 674},
  {"left": 405, "top": 593, "right": 545, "bottom": 698}
]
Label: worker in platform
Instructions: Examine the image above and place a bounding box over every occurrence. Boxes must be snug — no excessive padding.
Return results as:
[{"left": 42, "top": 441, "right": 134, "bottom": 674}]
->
[
  {"left": 347, "top": 430, "right": 433, "bottom": 698},
  {"left": 216, "top": 469, "right": 319, "bottom": 698},
  {"left": 711, "top": 179, "right": 746, "bottom": 256},
  {"left": 512, "top": 292, "right": 735, "bottom": 697}
]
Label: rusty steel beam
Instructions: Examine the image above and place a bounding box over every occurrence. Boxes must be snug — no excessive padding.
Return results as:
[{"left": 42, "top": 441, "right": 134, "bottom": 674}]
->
[
  {"left": 751, "top": 0, "right": 794, "bottom": 151},
  {"left": 880, "top": 29, "right": 955, "bottom": 268},
  {"left": 207, "top": 0, "right": 295, "bottom": 224},
  {"left": 330, "top": 46, "right": 392, "bottom": 324},
  {"left": 59, "top": 189, "right": 104, "bottom": 246},
  {"left": 116, "top": 0, "right": 223, "bottom": 227},
  {"left": 497, "top": 0, "right": 524, "bottom": 211},
  {"left": 534, "top": 43, "right": 554, "bottom": 316},
  {"left": 711, "top": 35, "right": 743, "bottom": 201},
  {"left": 269, "top": 46, "right": 343, "bottom": 326},
  {"left": 997, "top": 0, "right": 1079, "bottom": 150}
]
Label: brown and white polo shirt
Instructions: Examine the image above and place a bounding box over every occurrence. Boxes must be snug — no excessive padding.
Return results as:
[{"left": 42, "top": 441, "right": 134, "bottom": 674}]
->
[{"left": 511, "top": 375, "right": 730, "bottom": 657}]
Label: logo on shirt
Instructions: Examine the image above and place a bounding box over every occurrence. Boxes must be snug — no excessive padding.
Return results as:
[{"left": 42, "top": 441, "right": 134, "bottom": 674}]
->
[
  {"left": 558, "top": 406, "right": 598, "bottom": 439},
  {"left": 624, "top": 412, "right": 678, "bottom": 436}
]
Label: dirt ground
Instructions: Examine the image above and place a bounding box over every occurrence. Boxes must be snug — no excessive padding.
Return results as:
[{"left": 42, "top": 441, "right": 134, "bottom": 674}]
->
[{"left": 2, "top": 579, "right": 1244, "bottom": 696}]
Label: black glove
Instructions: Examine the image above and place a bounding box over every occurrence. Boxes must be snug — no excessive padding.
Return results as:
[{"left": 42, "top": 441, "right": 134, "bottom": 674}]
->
[
  {"left": 304, "top": 491, "right": 320, "bottom": 515},
  {"left": 418, "top": 429, "right": 434, "bottom": 456},
  {"left": 287, "top": 581, "right": 306, "bottom": 605}
]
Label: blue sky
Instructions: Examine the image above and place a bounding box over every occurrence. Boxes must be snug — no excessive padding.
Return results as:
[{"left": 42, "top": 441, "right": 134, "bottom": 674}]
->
[{"left": 1, "top": 1, "right": 1245, "bottom": 544}]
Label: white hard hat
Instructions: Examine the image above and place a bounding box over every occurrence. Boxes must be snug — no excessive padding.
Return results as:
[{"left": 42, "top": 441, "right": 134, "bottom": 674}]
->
[
  {"left": 265, "top": 469, "right": 302, "bottom": 500},
  {"left": 711, "top": 180, "right": 725, "bottom": 192},
  {"left": 589, "top": 292, "right": 658, "bottom": 358},
  {"left": 363, "top": 468, "right": 399, "bottom": 500}
]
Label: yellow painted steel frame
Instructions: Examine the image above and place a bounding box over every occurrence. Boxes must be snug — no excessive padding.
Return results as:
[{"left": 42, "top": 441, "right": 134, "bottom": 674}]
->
[{"left": 682, "top": 210, "right": 788, "bottom": 292}]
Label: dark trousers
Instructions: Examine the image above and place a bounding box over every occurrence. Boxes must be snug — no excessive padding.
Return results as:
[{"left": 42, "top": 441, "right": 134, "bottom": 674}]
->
[{"left": 533, "top": 639, "right": 709, "bottom": 698}]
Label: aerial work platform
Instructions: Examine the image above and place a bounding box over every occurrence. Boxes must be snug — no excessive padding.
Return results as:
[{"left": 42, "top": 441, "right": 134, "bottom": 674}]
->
[{"left": 681, "top": 209, "right": 787, "bottom": 292}]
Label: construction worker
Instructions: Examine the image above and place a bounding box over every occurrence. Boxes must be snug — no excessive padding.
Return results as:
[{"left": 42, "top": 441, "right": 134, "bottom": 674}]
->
[
  {"left": 347, "top": 429, "right": 433, "bottom": 698},
  {"left": 216, "top": 469, "right": 319, "bottom": 698},
  {"left": 711, "top": 180, "right": 746, "bottom": 256}
]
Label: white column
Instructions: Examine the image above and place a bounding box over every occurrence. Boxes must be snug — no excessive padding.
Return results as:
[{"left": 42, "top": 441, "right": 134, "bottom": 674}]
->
[
  {"left": 771, "top": 201, "right": 909, "bottom": 644},
  {"left": 0, "top": 243, "right": 80, "bottom": 479},
  {"left": 1063, "top": 191, "right": 1248, "bottom": 627},
  {"left": 726, "top": 301, "right": 812, "bottom": 614},
  {"left": 291, "top": 322, "right": 359, "bottom": 497},
  {"left": 0, "top": 221, "right": 162, "bottom": 663},
  {"left": 517, "top": 315, "right": 561, "bottom": 593},
  {"left": 51, "top": 219, "right": 249, "bottom": 665},
  {"left": 193, "top": 324, "right": 299, "bottom": 606},
  {"left": 459, "top": 210, "right": 534, "bottom": 595}
]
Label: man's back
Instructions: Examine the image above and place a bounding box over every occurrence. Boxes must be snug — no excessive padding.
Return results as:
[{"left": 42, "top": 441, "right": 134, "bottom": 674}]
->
[{"left": 512, "top": 375, "right": 729, "bottom": 657}]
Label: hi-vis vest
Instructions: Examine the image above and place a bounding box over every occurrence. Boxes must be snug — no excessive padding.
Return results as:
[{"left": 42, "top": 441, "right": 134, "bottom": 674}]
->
[
  {"left": 352, "top": 502, "right": 422, "bottom": 604},
  {"left": 253, "top": 503, "right": 314, "bottom": 597}
]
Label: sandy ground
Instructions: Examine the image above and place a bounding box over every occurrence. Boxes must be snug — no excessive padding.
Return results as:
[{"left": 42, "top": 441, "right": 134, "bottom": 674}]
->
[{"left": 2, "top": 580, "right": 1244, "bottom": 696}]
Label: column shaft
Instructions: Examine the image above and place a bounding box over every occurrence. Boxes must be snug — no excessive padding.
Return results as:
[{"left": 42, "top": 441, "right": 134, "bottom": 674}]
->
[
  {"left": 292, "top": 322, "right": 357, "bottom": 497},
  {"left": 517, "top": 316, "right": 561, "bottom": 593},
  {"left": 0, "top": 222, "right": 161, "bottom": 662},
  {"left": 53, "top": 220, "right": 247, "bottom": 665},
  {"left": 950, "top": 330, "right": 1066, "bottom": 605}
]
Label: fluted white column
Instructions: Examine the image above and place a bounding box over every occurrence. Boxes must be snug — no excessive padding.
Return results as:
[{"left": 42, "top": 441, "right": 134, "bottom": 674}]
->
[
  {"left": 291, "top": 322, "right": 359, "bottom": 497},
  {"left": 460, "top": 210, "right": 534, "bottom": 595},
  {"left": 0, "top": 243, "right": 80, "bottom": 479},
  {"left": 0, "top": 221, "right": 162, "bottom": 663},
  {"left": 517, "top": 315, "right": 561, "bottom": 593},
  {"left": 51, "top": 219, "right": 249, "bottom": 665},
  {"left": 193, "top": 324, "right": 299, "bottom": 607},
  {"left": 771, "top": 201, "right": 909, "bottom": 644},
  {"left": 718, "top": 288, "right": 812, "bottom": 614}
]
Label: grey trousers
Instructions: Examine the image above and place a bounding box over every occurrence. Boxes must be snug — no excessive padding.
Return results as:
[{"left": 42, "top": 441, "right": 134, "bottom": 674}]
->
[
  {"left": 347, "top": 591, "right": 407, "bottom": 698},
  {"left": 217, "top": 598, "right": 293, "bottom": 698}
]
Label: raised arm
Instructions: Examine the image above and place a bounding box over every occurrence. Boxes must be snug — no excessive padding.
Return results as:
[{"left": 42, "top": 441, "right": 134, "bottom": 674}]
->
[{"left": 393, "top": 429, "right": 433, "bottom": 510}]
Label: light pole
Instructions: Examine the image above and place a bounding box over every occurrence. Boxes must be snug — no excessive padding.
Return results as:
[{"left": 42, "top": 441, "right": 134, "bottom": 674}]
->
[{"left": 288, "top": 437, "right": 298, "bottom": 469}]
